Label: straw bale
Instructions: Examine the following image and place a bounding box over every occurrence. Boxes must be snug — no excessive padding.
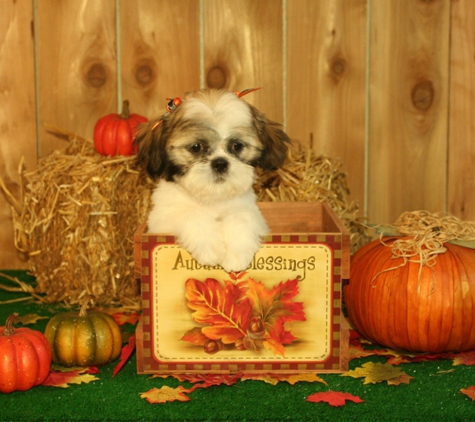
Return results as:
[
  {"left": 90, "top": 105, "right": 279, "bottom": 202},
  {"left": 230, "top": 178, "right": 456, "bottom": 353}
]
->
[
  {"left": 254, "top": 144, "right": 369, "bottom": 252},
  {"left": 10, "top": 130, "right": 153, "bottom": 306},
  {"left": 3, "top": 133, "right": 366, "bottom": 306}
]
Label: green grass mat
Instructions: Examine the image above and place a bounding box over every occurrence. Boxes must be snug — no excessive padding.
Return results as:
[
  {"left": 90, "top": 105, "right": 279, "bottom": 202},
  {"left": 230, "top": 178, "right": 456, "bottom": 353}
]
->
[{"left": 1, "top": 270, "right": 475, "bottom": 421}]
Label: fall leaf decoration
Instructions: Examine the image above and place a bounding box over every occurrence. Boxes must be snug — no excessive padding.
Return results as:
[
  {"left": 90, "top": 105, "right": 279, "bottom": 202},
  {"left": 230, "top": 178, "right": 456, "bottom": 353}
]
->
[
  {"left": 342, "top": 362, "right": 413, "bottom": 385},
  {"left": 307, "top": 391, "right": 364, "bottom": 407},
  {"left": 42, "top": 368, "right": 99, "bottom": 388},
  {"left": 461, "top": 386, "right": 475, "bottom": 401},
  {"left": 182, "top": 277, "right": 305, "bottom": 356},
  {"left": 112, "top": 334, "right": 136, "bottom": 378},
  {"left": 141, "top": 386, "right": 191, "bottom": 404}
]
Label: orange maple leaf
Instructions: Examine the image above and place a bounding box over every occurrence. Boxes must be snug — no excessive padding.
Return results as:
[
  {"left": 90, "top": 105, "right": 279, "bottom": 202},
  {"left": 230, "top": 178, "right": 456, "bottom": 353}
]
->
[
  {"left": 461, "top": 386, "right": 475, "bottom": 401},
  {"left": 181, "top": 327, "right": 209, "bottom": 346},
  {"left": 140, "top": 386, "right": 191, "bottom": 404},
  {"left": 42, "top": 369, "right": 99, "bottom": 388},
  {"left": 185, "top": 278, "right": 252, "bottom": 344},
  {"left": 246, "top": 278, "right": 305, "bottom": 346}
]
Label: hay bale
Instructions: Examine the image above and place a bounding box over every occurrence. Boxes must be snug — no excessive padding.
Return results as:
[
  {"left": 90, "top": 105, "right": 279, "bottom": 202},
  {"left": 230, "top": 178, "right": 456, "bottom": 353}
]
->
[
  {"left": 255, "top": 144, "right": 369, "bottom": 253},
  {"left": 11, "top": 129, "right": 153, "bottom": 306},
  {"left": 4, "top": 131, "right": 366, "bottom": 306}
]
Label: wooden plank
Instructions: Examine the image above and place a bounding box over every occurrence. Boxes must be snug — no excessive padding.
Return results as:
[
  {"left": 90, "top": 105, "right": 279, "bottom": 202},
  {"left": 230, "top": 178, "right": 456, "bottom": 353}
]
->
[
  {"left": 0, "top": 0, "right": 37, "bottom": 269},
  {"left": 203, "top": 0, "right": 284, "bottom": 123},
  {"left": 448, "top": 0, "right": 475, "bottom": 220},
  {"left": 286, "top": 0, "right": 367, "bottom": 212},
  {"left": 119, "top": 0, "right": 200, "bottom": 119},
  {"left": 36, "top": 0, "right": 117, "bottom": 156},
  {"left": 367, "top": 0, "right": 450, "bottom": 224}
]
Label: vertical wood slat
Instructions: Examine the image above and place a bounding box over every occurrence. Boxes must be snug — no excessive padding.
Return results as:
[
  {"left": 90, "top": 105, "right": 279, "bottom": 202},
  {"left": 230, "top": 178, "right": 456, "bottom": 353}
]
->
[
  {"left": 36, "top": 0, "right": 117, "bottom": 156},
  {"left": 203, "top": 0, "right": 284, "bottom": 123},
  {"left": 0, "top": 0, "right": 37, "bottom": 269},
  {"left": 286, "top": 0, "right": 367, "bottom": 210},
  {"left": 119, "top": 0, "right": 200, "bottom": 120},
  {"left": 448, "top": 0, "right": 475, "bottom": 219},
  {"left": 367, "top": 0, "right": 450, "bottom": 224}
]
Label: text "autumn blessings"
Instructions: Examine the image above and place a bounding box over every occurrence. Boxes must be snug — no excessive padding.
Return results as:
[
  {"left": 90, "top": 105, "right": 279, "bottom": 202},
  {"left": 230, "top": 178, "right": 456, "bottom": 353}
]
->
[{"left": 172, "top": 251, "right": 316, "bottom": 281}]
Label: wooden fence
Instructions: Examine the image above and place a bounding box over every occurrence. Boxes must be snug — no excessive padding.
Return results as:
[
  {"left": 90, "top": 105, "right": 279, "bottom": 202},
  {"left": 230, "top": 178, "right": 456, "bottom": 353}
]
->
[{"left": 1, "top": 0, "right": 474, "bottom": 269}]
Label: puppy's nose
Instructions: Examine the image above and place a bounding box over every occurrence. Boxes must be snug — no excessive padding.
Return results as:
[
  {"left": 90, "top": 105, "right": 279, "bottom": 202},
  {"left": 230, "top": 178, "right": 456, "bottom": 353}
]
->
[{"left": 211, "top": 158, "right": 229, "bottom": 174}]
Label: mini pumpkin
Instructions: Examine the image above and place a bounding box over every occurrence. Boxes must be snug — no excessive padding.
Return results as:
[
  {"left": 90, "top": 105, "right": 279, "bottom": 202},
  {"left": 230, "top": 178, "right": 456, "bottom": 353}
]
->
[
  {"left": 44, "top": 296, "right": 122, "bottom": 367},
  {"left": 345, "top": 237, "right": 475, "bottom": 353},
  {"left": 0, "top": 313, "right": 52, "bottom": 393},
  {"left": 93, "top": 99, "right": 148, "bottom": 156}
]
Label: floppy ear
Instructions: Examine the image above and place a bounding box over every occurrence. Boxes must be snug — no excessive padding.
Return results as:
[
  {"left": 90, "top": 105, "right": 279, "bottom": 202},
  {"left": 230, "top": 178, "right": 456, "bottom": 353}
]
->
[
  {"left": 135, "top": 118, "right": 169, "bottom": 180},
  {"left": 249, "top": 105, "right": 291, "bottom": 170}
]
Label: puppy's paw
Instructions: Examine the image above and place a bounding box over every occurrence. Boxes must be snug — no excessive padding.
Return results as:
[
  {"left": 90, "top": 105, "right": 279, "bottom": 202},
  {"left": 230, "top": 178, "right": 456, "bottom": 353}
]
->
[
  {"left": 181, "top": 236, "right": 226, "bottom": 268},
  {"left": 220, "top": 242, "right": 259, "bottom": 273}
]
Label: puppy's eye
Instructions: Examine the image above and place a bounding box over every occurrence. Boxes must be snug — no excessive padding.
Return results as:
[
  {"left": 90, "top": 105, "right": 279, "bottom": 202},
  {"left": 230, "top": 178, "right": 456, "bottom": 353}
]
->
[
  {"left": 188, "top": 142, "right": 204, "bottom": 154},
  {"left": 230, "top": 141, "right": 244, "bottom": 153}
]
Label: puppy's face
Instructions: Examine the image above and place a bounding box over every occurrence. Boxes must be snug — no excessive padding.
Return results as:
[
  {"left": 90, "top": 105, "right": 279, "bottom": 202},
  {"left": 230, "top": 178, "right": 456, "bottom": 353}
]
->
[{"left": 136, "top": 89, "right": 290, "bottom": 202}]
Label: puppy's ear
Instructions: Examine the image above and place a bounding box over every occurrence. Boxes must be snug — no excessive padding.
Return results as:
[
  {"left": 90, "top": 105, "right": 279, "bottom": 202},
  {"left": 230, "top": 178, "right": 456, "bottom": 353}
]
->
[
  {"left": 135, "top": 118, "right": 168, "bottom": 180},
  {"left": 250, "top": 105, "right": 291, "bottom": 170}
]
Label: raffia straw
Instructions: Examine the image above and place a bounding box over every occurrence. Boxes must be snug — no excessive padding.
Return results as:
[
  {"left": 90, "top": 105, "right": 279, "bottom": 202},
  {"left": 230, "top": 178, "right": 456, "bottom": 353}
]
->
[{"left": 371, "top": 211, "right": 475, "bottom": 292}]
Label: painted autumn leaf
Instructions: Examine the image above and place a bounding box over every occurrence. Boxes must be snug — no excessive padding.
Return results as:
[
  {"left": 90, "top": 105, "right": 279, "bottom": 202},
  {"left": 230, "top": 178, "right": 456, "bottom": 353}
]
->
[
  {"left": 246, "top": 278, "right": 306, "bottom": 354},
  {"left": 307, "top": 391, "right": 364, "bottom": 407},
  {"left": 140, "top": 386, "right": 191, "bottom": 404},
  {"left": 42, "top": 369, "right": 99, "bottom": 388},
  {"left": 342, "top": 361, "right": 411, "bottom": 385},
  {"left": 185, "top": 278, "right": 252, "bottom": 344},
  {"left": 461, "top": 386, "right": 475, "bottom": 401},
  {"left": 181, "top": 326, "right": 209, "bottom": 346}
]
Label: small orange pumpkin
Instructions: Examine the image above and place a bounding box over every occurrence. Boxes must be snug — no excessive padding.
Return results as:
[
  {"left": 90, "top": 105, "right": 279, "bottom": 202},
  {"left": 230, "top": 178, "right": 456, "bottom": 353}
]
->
[
  {"left": 0, "top": 313, "right": 52, "bottom": 393},
  {"left": 93, "top": 100, "right": 148, "bottom": 156},
  {"left": 44, "top": 296, "right": 122, "bottom": 367},
  {"left": 345, "top": 237, "right": 475, "bottom": 353}
]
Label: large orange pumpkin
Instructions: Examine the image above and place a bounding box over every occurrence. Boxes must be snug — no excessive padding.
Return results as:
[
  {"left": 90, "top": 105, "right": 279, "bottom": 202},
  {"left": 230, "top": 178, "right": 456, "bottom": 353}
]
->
[{"left": 345, "top": 237, "right": 475, "bottom": 353}]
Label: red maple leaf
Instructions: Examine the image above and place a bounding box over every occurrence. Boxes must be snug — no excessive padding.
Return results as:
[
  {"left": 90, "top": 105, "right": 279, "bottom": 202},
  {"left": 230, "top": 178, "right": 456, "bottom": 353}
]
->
[
  {"left": 185, "top": 278, "right": 252, "bottom": 344},
  {"left": 112, "top": 335, "right": 136, "bottom": 378},
  {"left": 307, "top": 391, "right": 364, "bottom": 407}
]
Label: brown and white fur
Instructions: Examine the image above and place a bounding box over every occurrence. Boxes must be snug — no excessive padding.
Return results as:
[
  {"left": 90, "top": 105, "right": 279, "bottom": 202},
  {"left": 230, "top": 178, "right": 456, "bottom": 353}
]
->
[{"left": 135, "top": 89, "right": 290, "bottom": 272}]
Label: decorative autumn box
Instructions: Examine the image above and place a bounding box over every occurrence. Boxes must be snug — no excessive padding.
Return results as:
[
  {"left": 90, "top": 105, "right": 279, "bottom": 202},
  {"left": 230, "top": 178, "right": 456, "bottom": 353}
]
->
[{"left": 134, "top": 202, "right": 350, "bottom": 374}]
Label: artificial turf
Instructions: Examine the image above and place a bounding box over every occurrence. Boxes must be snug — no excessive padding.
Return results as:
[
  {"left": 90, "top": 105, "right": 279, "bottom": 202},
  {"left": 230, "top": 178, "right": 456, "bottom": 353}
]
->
[{"left": 1, "top": 270, "right": 475, "bottom": 421}]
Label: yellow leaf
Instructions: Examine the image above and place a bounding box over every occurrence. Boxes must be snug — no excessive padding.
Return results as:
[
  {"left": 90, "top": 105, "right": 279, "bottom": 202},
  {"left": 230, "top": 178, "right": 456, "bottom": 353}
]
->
[
  {"left": 342, "top": 361, "right": 408, "bottom": 385},
  {"left": 241, "top": 373, "right": 327, "bottom": 385},
  {"left": 14, "top": 313, "right": 49, "bottom": 325},
  {"left": 140, "top": 386, "right": 190, "bottom": 404}
]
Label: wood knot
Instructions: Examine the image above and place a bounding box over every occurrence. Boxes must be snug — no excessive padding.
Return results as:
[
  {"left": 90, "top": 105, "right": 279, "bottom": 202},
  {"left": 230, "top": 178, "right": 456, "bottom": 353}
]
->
[
  {"left": 411, "top": 80, "right": 434, "bottom": 111},
  {"left": 135, "top": 63, "right": 154, "bottom": 86},
  {"left": 206, "top": 66, "right": 227, "bottom": 89},
  {"left": 85, "top": 63, "right": 107, "bottom": 87},
  {"left": 329, "top": 57, "right": 346, "bottom": 81}
]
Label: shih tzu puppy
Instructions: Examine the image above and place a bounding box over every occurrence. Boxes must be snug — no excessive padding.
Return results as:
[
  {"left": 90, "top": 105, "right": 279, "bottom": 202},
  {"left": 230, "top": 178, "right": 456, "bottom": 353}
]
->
[{"left": 135, "top": 88, "right": 290, "bottom": 272}]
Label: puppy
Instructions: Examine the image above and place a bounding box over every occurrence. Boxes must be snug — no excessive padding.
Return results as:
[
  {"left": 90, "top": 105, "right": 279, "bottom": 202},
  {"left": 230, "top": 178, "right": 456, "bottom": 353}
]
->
[{"left": 135, "top": 89, "right": 290, "bottom": 272}]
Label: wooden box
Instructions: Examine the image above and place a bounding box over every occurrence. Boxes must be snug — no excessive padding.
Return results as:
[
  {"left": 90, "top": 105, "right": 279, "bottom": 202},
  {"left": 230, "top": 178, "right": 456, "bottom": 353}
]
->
[{"left": 134, "top": 202, "right": 350, "bottom": 374}]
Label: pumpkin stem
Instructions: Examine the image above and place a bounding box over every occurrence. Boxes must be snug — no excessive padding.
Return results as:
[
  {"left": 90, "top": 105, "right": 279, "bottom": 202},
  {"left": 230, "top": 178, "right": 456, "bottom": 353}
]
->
[
  {"left": 2, "top": 312, "right": 18, "bottom": 336},
  {"left": 120, "top": 100, "right": 130, "bottom": 119},
  {"left": 79, "top": 295, "right": 95, "bottom": 317}
]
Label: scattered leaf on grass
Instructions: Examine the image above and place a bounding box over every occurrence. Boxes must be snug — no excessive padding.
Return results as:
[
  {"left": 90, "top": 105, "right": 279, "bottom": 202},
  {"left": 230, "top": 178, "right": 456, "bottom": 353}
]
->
[
  {"left": 112, "top": 334, "right": 136, "bottom": 377},
  {"left": 453, "top": 350, "right": 475, "bottom": 366},
  {"left": 461, "top": 386, "right": 475, "bottom": 401},
  {"left": 140, "top": 386, "right": 191, "bottom": 404},
  {"left": 342, "top": 361, "right": 411, "bottom": 385},
  {"left": 307, "top": 391, "right": 364, "bottom": 407},
  {"left": 14, "top": 313, "right": 49, "bottom": 325},
  {"left": 241, "top": 373, "right": 327, "bottom": 386},
  {"left": 42, "top": 369, "right": 99, "bottom": 388}
]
